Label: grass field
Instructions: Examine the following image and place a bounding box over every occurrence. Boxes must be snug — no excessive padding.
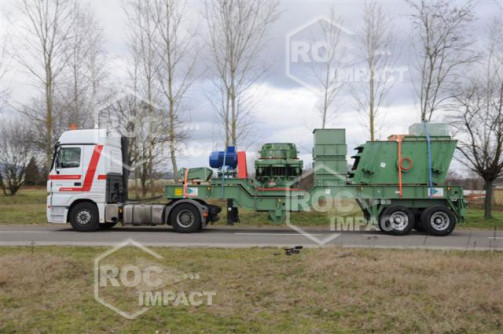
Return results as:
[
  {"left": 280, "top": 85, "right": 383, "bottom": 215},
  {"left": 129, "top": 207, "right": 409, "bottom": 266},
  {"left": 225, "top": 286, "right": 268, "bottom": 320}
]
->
[
  {"left": 0, "top": 246, "right": 501, "bottom": 333},
  {"left": 1, "top": 187, "right": 502, "bottom": 229}
]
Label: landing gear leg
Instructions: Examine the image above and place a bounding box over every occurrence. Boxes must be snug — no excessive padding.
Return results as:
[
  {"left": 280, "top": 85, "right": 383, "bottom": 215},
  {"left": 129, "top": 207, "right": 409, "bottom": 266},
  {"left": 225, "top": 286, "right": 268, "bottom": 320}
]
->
[{"left": 226, "top": 199, "right": 240, "bottom": 225}]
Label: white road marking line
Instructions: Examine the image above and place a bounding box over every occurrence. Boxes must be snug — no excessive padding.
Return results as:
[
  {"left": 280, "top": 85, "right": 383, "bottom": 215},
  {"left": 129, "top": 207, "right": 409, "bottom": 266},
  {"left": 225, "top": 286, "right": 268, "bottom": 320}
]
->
[
  {"left": 0, "top": 231, "right": 51, "bottom": 234},
  {"left": 234, "top": 232, "right": 324, "bottom": 236},
  {"left": 0, "top": 241, "right": 499, "bottom": 251},
  {"left": 488, "top": 237, "right": 503, "bottom": 240}
]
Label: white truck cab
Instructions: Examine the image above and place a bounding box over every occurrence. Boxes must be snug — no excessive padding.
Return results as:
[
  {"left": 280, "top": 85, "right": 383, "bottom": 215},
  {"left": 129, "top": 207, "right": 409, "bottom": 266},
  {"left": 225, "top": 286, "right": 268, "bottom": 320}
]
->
[
  {"left": 47, "top": 129, "right": 126, "bottom": 229},
  {"left": 47, "top": 129, "right": 218, "bottom": 232}
]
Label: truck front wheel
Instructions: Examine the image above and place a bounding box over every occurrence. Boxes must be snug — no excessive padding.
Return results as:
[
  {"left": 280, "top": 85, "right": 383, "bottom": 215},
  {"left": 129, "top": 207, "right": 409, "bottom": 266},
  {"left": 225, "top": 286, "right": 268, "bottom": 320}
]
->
[
  {"left": 69, "top": 202, "right": 100, "bottom": 232},
  {"left": 170, "top": 203, "right": 202, "bottom": 233}
]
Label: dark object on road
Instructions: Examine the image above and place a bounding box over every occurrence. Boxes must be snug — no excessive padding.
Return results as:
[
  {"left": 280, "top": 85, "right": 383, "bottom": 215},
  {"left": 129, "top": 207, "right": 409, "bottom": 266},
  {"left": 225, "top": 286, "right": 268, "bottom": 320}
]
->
[{"left": 284, "top": 245, "right": 303, "bottom": 256}]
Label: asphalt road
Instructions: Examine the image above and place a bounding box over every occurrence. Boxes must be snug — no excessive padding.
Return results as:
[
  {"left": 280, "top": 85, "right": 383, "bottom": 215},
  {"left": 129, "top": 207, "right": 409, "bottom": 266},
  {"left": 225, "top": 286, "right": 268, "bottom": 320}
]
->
[{"left": 0, "top": 225, "right": 502, "bottom": 250}]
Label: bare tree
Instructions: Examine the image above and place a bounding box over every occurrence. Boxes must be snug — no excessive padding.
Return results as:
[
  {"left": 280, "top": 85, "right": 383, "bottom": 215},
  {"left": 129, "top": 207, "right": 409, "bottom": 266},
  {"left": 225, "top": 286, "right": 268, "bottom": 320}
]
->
[
  {"left": 451, "top": 17, "right": 503, "bottom": 219},
  {"left": 204, "top": 0, "right": 279, "bottom": 146},
  {"left": 61, "top": 3, "right": 108, "bottom": 128},
  {"left": 312, "top": 9, "right": 345, "bottom": 129},
  {"left": 150, "top": 0, "right": 196, "bottom": 184},
  {"left": 352, "top": 1, "right": 395, "bottom": 141},
  {"left": 408, "top": 0, "right": 476, "bottom": 121},
  {"left": 0, "top": 30, "right": 9, "bottom": 113},
  {"left": 17, "top": 0, "right": 76, "bottom": 168},
  {"left": 0, "top": 119, "right": 34, "bottom": 196},
  {"left": 126, "top": 0, "right": 164, "bottom": 196}
]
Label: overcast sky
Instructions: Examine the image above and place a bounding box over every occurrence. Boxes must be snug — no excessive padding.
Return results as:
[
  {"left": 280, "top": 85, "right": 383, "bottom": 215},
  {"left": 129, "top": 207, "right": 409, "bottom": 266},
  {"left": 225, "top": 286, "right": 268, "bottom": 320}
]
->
[{"left": 1, "top": 0, "right": 502, "bottom": 171}]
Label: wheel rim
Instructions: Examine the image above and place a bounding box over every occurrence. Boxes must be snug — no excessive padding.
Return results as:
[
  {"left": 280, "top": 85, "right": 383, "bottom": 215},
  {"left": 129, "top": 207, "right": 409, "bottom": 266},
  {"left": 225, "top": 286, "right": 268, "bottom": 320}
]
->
[
  {"left": 177, "top": 210, "right": 195, "bottom": 228},
  {"left": 76, "top": 210, "right": 92, "bottom": 225},
  {"left": 389, "top": 211, "right": 409, "bottom": 231},
  {"left": 430, "top": 212, "right": 450, "bottom": 231}
]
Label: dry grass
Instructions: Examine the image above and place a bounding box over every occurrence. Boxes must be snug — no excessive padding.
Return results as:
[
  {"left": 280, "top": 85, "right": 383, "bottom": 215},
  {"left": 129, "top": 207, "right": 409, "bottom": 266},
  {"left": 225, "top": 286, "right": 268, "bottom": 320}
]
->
[{"left": 0, "top": 246, "right": 501, "bottom": 333}]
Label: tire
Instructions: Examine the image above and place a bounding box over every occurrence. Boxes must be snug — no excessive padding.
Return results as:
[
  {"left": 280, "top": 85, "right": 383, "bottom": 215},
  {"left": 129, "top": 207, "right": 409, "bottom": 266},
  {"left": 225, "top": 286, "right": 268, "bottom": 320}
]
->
[
  {"left": 99, "top": 222, "right": 117, "bottom": 230},
  {"left": 420, "top": 206, "right": 456, "bottom": 236},
  {"left": 414, "top": 212, "right": 426, "bottom": 232},
  {"left": 379, "top": 205, "right": 415, "bottom": 236},
  {"left": 69, "top": 202, "right": 100, "bottom": 232},
  {"left": 170, "top": 203, "right": 202, "bottom": 233}
]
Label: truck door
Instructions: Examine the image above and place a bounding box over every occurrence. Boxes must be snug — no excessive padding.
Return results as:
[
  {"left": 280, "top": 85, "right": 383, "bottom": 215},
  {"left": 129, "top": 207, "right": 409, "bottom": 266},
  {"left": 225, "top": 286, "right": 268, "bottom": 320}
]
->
[{"left": 48, "top": 145, "right": 84, "bottom": 214}]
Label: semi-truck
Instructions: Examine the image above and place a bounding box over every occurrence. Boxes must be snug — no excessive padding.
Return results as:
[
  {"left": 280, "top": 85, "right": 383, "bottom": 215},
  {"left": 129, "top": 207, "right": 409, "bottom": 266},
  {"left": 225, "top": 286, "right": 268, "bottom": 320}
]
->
[{"left": 47, "top": 123, "right": 466, "bottom": 236}]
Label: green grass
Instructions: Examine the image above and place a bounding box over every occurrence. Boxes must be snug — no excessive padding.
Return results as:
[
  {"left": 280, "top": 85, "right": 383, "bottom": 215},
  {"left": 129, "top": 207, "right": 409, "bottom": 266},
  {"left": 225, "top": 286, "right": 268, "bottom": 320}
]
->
[
  {"left": 0, "top": 246, "right": 501, "bottom": 333},
  {"left": 0, "top": 188, "right": 47, "bottom": 225},
  {"left": 463, "top": 209, "right": 503, "bottom": 229},
  {"left": 1, "top": 187, "right": 502, "bottom": 229}
]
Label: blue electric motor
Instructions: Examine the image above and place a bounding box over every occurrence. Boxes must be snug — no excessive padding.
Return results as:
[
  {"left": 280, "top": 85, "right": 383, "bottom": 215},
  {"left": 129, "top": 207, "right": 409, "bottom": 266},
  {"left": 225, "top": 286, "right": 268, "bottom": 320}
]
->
[{"left": 209, "top": 146, "right": 238, "bottom": 169}]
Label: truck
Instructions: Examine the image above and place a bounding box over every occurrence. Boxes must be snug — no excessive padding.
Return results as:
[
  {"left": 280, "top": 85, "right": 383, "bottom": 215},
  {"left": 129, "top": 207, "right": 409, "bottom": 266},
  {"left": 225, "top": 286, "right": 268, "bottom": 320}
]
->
[{"left": 47, "top": 123, "right": 466, "bottom": 236}]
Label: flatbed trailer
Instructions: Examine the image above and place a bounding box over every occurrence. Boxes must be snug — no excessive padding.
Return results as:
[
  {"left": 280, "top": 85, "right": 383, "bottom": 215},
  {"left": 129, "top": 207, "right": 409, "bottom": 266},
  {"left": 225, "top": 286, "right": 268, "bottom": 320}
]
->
[
  {"left": 164, "top": 175, "right": 466, "bottom": 236},
  {"left": 165, "top": 179, "right": 465, "bottom": 224}
]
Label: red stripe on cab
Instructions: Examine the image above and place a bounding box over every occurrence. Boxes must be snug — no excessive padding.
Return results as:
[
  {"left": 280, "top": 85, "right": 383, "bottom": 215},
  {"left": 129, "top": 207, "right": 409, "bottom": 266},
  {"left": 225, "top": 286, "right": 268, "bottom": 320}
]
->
[{"left": 49, "top": 175, "right": 81, "bottom": 180}]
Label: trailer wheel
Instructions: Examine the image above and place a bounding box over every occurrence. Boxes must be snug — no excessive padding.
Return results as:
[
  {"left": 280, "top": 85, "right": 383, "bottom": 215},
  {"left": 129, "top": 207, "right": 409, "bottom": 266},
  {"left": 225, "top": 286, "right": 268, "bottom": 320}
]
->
[
  {"left": 379, "top": 206, "right": 415, "bottom": 235},
  {"left": 421, "top": 206, "right": 456, "bottom": 236},
  {"left": 69, "top": 202, "right": 100, "bottom": 232},
  {"left": 170, "top": 203, "right": 201, "bottom": 233}
]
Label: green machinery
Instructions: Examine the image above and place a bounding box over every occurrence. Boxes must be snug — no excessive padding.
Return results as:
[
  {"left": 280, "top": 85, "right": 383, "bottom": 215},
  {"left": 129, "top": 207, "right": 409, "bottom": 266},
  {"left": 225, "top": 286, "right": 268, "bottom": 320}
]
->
[
  {"left": 350, "top": 127, "right": 455, "bottom": 185},
  {"left": 165, "top": 123, "right": 466, "bottom": 236},
  {"left": 255, "top": 143, "right": 303, "bottom": 188}
]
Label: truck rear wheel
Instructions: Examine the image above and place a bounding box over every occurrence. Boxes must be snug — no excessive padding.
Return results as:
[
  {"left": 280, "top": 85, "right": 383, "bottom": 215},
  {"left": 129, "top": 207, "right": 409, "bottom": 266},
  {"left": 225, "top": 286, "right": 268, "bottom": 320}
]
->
[
  {"left": 379, "top": 206, "right": 414, "bottom": 235},
  {"left": 69, "top": 202, "right": 100, "bottom": 232},
  {"left": 170, "top": 203, "right": 201, "bottom": 233},
  {"left": 421, "top": 206, "right": 456, "bottom": 236}
]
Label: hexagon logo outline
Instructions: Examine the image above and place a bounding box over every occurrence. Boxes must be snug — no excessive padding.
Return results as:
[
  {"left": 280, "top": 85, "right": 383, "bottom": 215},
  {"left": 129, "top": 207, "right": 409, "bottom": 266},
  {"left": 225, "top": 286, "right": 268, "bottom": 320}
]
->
[
  {"left": 285, "top": 16, "right": 356, "bottom": 92},
  {"left": 94, "top": 238, "right": 179, "bottom": 320},
  {"left": 91, "top": 90, "right": 167, "bottom": 173},
  {"left": 285, "top": 162, "right": 372, "bottom": 245}
]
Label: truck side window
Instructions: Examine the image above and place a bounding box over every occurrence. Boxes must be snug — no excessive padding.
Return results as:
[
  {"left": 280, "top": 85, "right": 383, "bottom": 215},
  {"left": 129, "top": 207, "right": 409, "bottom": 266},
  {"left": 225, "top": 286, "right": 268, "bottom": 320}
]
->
[{"left": 56, "top": 147, "right": 81, "bottom": 169}]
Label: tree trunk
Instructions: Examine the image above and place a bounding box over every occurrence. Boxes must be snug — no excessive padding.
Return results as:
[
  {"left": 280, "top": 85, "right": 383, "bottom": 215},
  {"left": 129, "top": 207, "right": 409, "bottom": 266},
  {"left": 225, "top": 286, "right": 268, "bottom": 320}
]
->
[
  {"left": 169, "top": 100, "right": 179, "bottom": 183},
  {"left": 484, "top": 179, "right": 493, "bottom": 219},
  {"left": 148, "top": 145, "right": 154, "bottom": 197},
  {"left": 225, "top": 93, "right": 230, "bottom": 147},
  {"left": 322, "top": 67, "right": 329, "bottom": 129},
  {"left": 369, "top": 65, "right": 375, "bottom": 141},
  {"left": 148, "top": 105, "right": 155, "bottom": 197},
  {"left": 141, "top": 162, "right": 148, "bottom": 198},
  {"left": 73, "top": 64, "right": 79, "bottom": 126},
  {"left": 45, "top": 68, "right": 53, "bottom": 170},
  {"left": 230, "top": 92, "right": 237, "bottom": 146},
  {"left": 134, "top": 169, "right": 139, "bottom": 200},
  {"left": 170, "top": 143, "right": 178, "bottom": 184}
]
